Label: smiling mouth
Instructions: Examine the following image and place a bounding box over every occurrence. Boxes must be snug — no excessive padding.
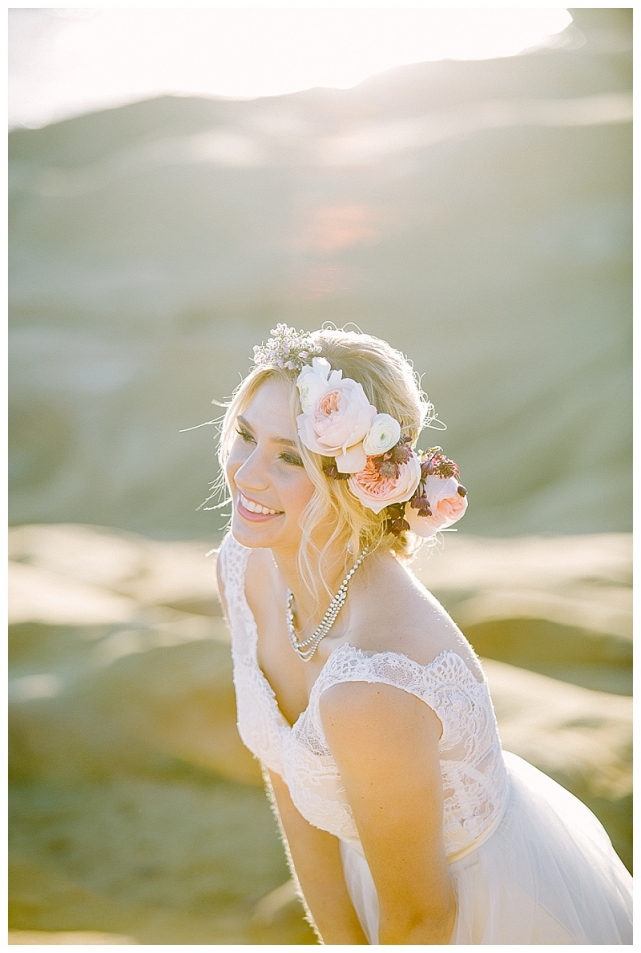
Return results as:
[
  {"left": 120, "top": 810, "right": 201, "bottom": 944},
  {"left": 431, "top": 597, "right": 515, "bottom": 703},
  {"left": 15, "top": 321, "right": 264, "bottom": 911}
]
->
[{"left": 237, "top": 492, "right": 283, "bottom": 518}]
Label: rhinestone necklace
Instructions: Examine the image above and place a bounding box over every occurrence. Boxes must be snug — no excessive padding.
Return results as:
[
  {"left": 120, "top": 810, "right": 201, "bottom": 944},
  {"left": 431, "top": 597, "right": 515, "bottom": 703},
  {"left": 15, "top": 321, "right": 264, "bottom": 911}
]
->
[{"left": 286, "top": 548, "right": 371, "bottom": 662}]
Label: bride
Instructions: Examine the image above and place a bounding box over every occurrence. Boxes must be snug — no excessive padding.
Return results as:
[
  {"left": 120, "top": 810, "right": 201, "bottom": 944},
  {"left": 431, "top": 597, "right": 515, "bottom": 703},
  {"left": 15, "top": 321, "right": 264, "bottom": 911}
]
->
[{"left": 215, "top": 325, "right": 632, "bottom": 944}]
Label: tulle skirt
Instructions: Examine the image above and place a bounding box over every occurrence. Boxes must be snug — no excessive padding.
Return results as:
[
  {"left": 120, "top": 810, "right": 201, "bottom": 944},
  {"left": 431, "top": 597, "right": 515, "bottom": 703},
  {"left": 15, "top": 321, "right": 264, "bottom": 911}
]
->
[{"left": 340, "top": 752, "right": 633, "bottom": 944}]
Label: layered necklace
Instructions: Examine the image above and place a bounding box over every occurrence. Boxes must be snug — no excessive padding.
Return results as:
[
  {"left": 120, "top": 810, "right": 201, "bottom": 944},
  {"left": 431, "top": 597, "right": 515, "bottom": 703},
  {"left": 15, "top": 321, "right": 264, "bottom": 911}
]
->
[{"left": 286, "top": 548, "right": 371, "bottom": 661}]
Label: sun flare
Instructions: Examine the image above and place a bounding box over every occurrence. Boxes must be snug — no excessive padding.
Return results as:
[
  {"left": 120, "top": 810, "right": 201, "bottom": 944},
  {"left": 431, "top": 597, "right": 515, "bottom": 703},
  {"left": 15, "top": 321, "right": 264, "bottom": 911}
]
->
[{"left": 9, "top": 8, "right": 572, "bottom": 128}]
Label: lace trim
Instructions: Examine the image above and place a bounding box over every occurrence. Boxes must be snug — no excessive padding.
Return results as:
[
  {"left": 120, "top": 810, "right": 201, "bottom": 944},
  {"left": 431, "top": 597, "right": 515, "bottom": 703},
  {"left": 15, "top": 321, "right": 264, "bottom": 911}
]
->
[
  {"left": 218, "top": 533, "right": 286, "bottom": 775},
  {"left": 309, "top": 643, "right": 486, "bottom": 748}
]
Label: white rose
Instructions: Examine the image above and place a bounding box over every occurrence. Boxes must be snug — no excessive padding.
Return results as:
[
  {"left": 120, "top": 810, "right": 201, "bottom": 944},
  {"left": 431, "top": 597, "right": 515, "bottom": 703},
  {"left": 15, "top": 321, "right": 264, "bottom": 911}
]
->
[
  {"left": 297, "top": 378, "right": 377, "bottom": 459},
  {"left": 362, "top": 414, "right": 401, "bottom": 456},
  {"left": 296, "top": 357, "right": 342, "bottom": 414}
]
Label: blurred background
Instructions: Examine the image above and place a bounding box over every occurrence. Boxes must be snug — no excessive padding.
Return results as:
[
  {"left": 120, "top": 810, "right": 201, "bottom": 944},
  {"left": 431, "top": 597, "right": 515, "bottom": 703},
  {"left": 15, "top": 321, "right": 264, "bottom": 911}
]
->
[{"left": 9, "top": 6, "right": 632, "bottom": 945}]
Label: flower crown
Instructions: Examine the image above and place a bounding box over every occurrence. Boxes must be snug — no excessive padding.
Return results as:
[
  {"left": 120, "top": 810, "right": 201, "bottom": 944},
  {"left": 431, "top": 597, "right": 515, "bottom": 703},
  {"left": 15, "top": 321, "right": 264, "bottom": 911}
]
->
[{"left": 252, "top": 325, "right": 468, "bottom": 537}]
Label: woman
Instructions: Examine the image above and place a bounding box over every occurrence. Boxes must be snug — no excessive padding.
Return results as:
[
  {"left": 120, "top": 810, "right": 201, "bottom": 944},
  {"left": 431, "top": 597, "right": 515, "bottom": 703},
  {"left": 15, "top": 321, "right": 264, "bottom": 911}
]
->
[{"left": 215, "top": 325, "right": 632, "bottom": 944}]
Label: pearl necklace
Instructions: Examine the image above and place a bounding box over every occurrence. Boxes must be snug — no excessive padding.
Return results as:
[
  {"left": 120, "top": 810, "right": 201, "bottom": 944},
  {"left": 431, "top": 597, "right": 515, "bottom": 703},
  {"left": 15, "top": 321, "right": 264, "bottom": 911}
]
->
[{"left": 286, "top": 548, "right": 371, "bottom": 662}]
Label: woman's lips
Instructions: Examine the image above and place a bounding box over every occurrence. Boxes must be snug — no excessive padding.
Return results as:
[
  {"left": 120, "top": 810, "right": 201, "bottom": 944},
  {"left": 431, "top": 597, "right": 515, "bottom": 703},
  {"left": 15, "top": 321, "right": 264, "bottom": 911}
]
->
[{"left": 236, "top": 493, "right": 283, "bottom": 522}]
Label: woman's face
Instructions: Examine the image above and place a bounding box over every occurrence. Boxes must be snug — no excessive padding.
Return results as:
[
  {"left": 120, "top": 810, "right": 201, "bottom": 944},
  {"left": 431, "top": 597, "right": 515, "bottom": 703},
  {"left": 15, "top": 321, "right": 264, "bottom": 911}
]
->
[{"left": 226, "top": 376, "right": 316, "bottom": 555}]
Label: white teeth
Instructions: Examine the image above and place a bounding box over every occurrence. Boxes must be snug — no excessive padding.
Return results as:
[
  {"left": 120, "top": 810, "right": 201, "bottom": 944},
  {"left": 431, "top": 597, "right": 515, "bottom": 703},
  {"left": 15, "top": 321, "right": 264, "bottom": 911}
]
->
[{"left": 239, "top": 493, "right": 279, "bottom": 516}]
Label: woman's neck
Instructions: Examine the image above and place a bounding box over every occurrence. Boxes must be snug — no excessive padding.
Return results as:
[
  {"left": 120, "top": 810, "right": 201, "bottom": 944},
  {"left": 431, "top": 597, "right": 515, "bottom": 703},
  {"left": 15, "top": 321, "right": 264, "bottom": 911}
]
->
[{"left": 270, "top": 540, "right": 356, "bottom": 631}]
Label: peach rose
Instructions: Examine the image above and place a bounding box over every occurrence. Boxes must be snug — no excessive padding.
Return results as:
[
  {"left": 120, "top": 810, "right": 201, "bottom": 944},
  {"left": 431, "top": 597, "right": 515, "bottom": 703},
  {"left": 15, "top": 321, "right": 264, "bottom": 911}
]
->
[
  {"left": 348, "top": 454, "right": 422, "bottom": 514},
  {"left": 405, "top": 475, "right": 468, "bottom": 537},
  {"left": 297, "top": 378, "right": 377, "bottom": 470}
]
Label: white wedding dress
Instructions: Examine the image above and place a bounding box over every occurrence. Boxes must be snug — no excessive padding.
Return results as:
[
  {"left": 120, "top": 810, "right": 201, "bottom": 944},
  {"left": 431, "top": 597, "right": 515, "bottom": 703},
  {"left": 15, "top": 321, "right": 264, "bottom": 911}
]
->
[{"left": 218, "top": 533, "right": 633, "bottom": 944}]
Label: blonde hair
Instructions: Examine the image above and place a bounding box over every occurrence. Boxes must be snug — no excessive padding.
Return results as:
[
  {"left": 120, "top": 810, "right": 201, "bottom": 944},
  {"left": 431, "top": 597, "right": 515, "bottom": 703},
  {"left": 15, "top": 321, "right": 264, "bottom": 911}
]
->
[{"left": 218, "top": 328, "right": 436, "bottom": 603}]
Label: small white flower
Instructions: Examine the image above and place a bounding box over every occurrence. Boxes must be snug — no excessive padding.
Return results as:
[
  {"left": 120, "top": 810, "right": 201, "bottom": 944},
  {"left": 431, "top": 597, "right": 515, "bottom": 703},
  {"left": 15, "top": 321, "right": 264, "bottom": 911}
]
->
[{"left": 363, "top": 414, "right": 401, "bottom": 456}]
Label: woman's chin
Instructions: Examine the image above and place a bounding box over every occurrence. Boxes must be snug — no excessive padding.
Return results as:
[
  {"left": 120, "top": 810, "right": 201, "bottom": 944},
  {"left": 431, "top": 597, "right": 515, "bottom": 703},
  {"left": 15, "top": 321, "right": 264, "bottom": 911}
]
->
[{"left": 231, "top": 511, "right": 282, "bottom": 549}]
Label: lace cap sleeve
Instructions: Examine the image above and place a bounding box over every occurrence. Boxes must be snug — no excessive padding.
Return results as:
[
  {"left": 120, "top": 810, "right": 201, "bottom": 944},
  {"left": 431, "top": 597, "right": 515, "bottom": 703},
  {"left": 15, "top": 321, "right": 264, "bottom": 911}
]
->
[{"left": 310, "top": 644, "right": 489, "bottom": 751}]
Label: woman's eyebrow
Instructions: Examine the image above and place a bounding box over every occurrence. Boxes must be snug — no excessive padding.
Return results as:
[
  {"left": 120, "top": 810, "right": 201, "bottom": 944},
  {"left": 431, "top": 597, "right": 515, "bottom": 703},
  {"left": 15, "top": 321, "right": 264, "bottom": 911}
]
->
[{"left": 237, "top": 415, "right": 298, "bottom": 448}]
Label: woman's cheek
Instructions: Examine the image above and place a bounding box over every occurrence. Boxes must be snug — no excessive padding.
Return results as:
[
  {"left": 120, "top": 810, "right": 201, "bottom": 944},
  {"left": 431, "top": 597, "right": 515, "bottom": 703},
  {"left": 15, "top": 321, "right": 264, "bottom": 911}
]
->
[{"left": 287, "top": 471, "right": 316, "bottom": 508}]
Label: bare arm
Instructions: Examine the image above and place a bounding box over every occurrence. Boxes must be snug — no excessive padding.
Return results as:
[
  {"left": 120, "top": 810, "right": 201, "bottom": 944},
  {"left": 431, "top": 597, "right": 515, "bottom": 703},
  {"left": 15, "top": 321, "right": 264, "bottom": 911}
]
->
[
  {"left": 264, "top": 767, "right": 369, "bottom": 944},
  {"left": 320, "top": 682, "right": 457, "bottom": 945}
]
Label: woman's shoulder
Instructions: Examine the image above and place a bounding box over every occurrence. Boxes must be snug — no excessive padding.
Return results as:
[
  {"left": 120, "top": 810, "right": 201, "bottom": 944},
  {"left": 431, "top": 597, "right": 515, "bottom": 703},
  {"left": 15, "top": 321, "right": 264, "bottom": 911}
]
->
[
  {"left": 318, "top": 558, "right": 471, "bottom": 748},
  {"left": 346, "top": 550, "right": 479, "bottom": 672}
]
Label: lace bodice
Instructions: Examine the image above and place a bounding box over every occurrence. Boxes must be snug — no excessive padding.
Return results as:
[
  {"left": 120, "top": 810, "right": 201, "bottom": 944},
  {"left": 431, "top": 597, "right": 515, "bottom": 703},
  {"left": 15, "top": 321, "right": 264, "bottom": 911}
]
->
[{"left": 217, "top": 533, "right": 509, "bottom": 856}]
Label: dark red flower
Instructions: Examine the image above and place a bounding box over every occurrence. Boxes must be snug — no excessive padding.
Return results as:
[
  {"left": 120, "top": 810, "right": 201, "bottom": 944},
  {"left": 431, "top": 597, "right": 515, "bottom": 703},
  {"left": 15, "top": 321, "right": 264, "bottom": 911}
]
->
[
  {"left": 408, "top": 493, "right": 431, "bottom": 514},
  {"left": 434, "top": 458, "right": 459, "bottom": 479},
  {"left": 385, "top": 517, "right": 411, "bottom": 536},
  {"left": 378, "top": 460, "right": 399, "bottom": 480},
  {"left": 323, "top": 463, "right": 350, "bottom": 481},
  {"left": 391, "top": 443, "right": 412, "bottom": 465}
]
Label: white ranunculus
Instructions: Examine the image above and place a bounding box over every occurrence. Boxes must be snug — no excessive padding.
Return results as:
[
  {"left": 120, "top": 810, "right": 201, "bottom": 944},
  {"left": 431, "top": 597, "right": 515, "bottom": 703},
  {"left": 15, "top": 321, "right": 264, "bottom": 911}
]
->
[
  {"left": 362, "top": 413, "right": 401, "bottom": 456},
  {"left": 296, "top": 357, "right": 342, "bottom": 414}
]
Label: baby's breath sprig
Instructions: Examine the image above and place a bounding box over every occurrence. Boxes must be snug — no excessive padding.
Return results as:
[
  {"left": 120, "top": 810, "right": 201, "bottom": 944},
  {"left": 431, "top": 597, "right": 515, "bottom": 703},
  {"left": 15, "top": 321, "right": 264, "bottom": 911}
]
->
[{"left": 253, "top": 324, "right": 322, "bottom": 372}]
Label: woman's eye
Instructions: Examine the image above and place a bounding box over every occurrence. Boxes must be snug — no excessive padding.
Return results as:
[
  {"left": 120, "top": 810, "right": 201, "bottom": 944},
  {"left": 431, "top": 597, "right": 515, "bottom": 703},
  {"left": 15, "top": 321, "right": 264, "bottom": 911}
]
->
[
  {"left": 280, "top": 452, "right": 304, "bottom": 467},
  {"left": 235, "top": 427, "right": 254, "bottom": 441}
]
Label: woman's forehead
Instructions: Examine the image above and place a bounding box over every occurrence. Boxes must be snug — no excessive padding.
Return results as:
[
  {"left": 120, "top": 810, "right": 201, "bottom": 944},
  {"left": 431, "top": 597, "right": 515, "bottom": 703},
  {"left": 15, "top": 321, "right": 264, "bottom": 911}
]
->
[{"left": 241, "top": 377, "right": 297, "bottom": 436}]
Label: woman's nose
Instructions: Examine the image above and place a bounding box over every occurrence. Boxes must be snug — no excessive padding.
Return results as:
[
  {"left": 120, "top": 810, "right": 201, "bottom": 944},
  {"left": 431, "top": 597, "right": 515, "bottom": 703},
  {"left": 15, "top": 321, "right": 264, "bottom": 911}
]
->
[{"left": 234, "top": 451, "right": 270, "bottom": 492}]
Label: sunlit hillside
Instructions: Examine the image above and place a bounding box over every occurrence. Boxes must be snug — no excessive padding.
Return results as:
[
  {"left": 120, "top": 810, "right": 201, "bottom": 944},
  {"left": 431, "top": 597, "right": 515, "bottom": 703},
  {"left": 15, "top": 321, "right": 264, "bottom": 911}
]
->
[{"left": 9, "top": 9, "right": 631, "bottom": 540}]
